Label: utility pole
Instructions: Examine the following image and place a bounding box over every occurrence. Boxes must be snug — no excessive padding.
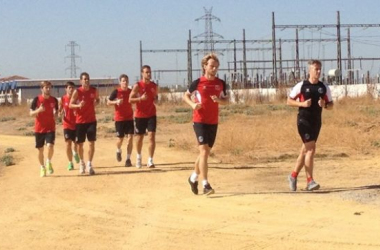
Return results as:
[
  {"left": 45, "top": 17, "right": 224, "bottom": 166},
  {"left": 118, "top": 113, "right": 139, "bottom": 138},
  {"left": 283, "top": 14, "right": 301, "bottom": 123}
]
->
[
  {"left": 65, "top": 41, "right": 81, "bottom": 78},
  {"left": 193, "top": 7, "right": 223, "bottom": 54}
]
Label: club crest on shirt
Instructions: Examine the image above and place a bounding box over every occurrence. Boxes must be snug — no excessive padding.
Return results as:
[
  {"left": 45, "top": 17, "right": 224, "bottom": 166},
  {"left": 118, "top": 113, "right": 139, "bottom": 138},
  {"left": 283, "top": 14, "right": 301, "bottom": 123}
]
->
[
  {"left": 198, "top": 136, "right": 204, "bottom": 143},
  {"left": 306, "top": 88, "right": 310, "bottom": 92},
  {"left": 305, "top": 133, "right": 310, "bottom": 140},
  {"left": 318, "top": 88, "right": 324, "bottom": 94}
]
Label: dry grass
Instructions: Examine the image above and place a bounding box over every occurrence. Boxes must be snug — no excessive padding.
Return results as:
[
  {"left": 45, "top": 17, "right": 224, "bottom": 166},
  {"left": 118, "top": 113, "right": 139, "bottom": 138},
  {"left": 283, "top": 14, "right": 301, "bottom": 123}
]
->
[
  {"left": 164, "top": 95, "right": 380, "bottom": 163},
  {"left": 3, "top": 95, "right": 380, "bottom": 164}
]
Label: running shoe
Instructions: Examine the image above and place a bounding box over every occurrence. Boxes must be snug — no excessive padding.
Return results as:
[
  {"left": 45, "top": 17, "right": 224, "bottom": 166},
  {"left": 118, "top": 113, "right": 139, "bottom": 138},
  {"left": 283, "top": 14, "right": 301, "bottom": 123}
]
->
[
  {"left": 87, "top": 163, "right": 95, "bottom": 175},
  {"left": 116, "top": 152, "right": 122, "bottom": 162},
  {"left": 136, "top": 159, "right": 142, "bottom": 169},
  {"left": 125, "top": 159, "right": 132, "bottom": 167},
  {"left": 203, "top": 184, "right": 215, "bottom": 195},
  {"left": 88, "top": 167, "right": 95, "bottom": 175},
  {"left": 47, "top": 162, "right": 54, "bottom": 175},
  {"left": 40, "top": 167, "right": 46, "bottom": 177},
  {"left": 306, "top": 180, "right": 320, "bottom": 191},
  {"left": 67, "top": 162, "right": 74, "bottom": 171},
  {"left": 79, "top": 163, "right": 86, "bottom": 174},
  {"left": 73, "top": 152, "right": 80, "bottom": 164},
  {"left": 188, "top": 177, "right": 198, "bottom": 195},
  {"left": 288, "top": 175, "right": 297, "bottom": 191},
  {"left": 147, "top": 162, "right": 155, "bottom": 168}
]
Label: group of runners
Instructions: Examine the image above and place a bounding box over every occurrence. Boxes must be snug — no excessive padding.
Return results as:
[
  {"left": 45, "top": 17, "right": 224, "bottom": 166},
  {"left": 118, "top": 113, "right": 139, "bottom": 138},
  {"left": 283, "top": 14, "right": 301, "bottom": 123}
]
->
[{"left": 29, "top": 53, "right": 333, "bottom": 195}]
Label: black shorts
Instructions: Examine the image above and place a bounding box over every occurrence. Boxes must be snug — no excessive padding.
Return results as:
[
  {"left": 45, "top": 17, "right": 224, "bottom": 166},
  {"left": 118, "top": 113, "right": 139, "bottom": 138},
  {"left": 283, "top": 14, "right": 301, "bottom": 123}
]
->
[
  {"left": 297, "top": 115, "right": 321, "bottom": 143},
  {"left": 76, "top": 121, "right": 97, "bottom": 143},
  {"left": 35, "top": 132, "right": 55, "bottom": 148},
  {"left": 135, "top": 116, "right": 157, "bottom": 134},
  {"left": 64, "top": 129, "right": 76, "bottom": 142},
  {"left": 115, "top": 120, "right": 134, "bottom": 138},
  {"left": 193, "top": 122, "right": 218, "bottom": 148}
]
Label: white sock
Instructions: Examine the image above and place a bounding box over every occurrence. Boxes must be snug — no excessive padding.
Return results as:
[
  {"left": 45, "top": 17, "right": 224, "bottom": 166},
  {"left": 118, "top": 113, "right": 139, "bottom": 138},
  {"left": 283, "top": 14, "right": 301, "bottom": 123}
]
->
[
  {"left": 137, "top": 154, "right": 142, "bottom": 160},
  {"left": 148, "top": 157, "right": 154, "bottom": 164},
  {"left": 87, "top": 161, "right": 92, "bottom": 167},
  {"left": 116, "top": 148, "right": 121, "bottom": 153},
  {"left": 127, "top": 154, "right": 131, "bottom": 160},
  {"left": 202, "top": 180, "right": 209, "bottom": 187},
  {"left": 46, "top": 159, "right": 50, "bottom": 164},
  {"left": 190, "top": 172, "right": 198, "bottom": 183}
]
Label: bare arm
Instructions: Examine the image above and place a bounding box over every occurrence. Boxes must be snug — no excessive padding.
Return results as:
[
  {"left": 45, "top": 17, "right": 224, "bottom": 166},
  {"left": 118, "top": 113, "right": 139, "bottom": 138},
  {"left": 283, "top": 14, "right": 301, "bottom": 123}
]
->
[
  {"left": 69, "top": 90, "right": 84, "bottom": 109},
  {"left": 29, "top": 105, "right": 44, "bottom": 117},
  {"left": 129, "top": 84, "right": 143, "bottom": 104},
  {"left": 183, "top": 91, "right": 201, "bottom": 110},
  {"left": 287, "top": 97, "right": 311, "bottom": 108}
]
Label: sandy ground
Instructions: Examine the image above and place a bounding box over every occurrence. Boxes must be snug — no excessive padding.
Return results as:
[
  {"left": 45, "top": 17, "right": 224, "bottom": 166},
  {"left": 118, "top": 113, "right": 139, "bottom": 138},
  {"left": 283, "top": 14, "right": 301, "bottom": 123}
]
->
[{"left": 1, "top": 131, "right": 380, "bottom": 250}]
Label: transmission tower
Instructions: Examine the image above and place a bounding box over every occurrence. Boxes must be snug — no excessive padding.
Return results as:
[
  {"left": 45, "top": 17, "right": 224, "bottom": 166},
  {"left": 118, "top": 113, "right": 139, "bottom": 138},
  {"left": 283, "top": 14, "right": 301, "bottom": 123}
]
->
[
  {"left": 194, "top": 7, "right": 223, "bottom": 53},
  {"left": 65, "top": 41, "right": 81, "bottom": 78}
]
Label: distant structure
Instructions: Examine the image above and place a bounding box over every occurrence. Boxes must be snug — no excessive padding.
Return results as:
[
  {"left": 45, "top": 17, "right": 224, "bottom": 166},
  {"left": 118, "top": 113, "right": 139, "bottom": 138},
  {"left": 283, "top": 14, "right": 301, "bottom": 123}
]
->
[
  {"left": 65, "top": 41, "right": 81, "bottom": 78},
  {"left": 193, "top": 7, "right": 223, "bottom": 53}
]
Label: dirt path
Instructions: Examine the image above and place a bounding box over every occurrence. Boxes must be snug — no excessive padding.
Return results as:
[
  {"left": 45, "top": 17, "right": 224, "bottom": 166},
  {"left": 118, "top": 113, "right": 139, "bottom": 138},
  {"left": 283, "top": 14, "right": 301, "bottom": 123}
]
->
[{"left": 1, "top": 134, "right": 380, "bottom": 250}]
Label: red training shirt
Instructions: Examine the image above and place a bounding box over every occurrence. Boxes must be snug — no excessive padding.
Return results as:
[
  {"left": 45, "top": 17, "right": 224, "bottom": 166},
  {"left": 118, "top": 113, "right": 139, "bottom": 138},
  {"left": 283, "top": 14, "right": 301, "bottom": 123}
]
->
[
  {"left": 134, "top": 81, "right": 157, "bottom": 118},
  {"left": 188, "top": 76, "right": 227, "bottom": 124},
  {"left": 108, "top": 87, "right": 134, "bottom": 121},
  {"left": 75, "top": 86, "right": 97, "bottom": 124},
  {"left": 30, "top": 95, "right": 58, "bottom": 133}
]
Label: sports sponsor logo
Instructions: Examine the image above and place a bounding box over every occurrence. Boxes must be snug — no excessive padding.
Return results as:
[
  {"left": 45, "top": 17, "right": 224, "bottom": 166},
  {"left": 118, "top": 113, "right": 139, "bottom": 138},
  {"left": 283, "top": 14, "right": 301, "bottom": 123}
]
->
[{"left": 198, "top": 136, "right": 204, "bottom": 143}]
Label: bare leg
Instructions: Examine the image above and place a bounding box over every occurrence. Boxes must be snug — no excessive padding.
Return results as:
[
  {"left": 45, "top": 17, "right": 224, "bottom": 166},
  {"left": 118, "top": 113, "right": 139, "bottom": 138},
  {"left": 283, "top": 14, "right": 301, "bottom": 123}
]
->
[
  {"left": 126, "top": 134, "right": 133, "bottom": 155},
  {"left": 135, "top": 134, "right": 144, "bottom": 155},
  {"left": 304, "top": 141, "right": 316, "bottom": 179},
  {"left": 194, "top": 155, "right": 200, "bottom": 175},
  {"left": 88, "top": 141, "right": 95, "bottom": 161},
  {"left": 293, "top": 144, "right": 306, "bottom": 174},
  {"left": 147, "top": 132, "right": 156, "bottom": 158},
  {"left": 47, "top": 143, "right": 54, "bottom": 161},
  {"left": 116, "top": 137, "right": 123, "bottom": 151},
  {"left": 198, "top": 144, "right": 211, "bottom": 181},
  {"left": 78, "top": 143, "right": 84, "bottom": 162},
  {"left": 38, "top": 147, "right": 44, "bottom": 166},
  {"left": 66, "top": 140, "right": 73, "bottom": 162}
]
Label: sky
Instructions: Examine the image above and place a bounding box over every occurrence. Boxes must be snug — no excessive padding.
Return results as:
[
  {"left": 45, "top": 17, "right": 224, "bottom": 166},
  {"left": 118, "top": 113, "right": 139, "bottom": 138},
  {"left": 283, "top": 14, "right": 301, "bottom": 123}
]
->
[{"left": 1, "top": 0, "right": 380, "bottom": 86}]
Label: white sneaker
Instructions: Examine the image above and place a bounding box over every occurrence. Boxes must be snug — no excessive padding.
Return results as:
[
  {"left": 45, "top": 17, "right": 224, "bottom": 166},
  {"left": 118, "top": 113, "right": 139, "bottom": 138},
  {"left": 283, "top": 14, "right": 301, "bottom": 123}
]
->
[
  {"left": 136, "top": 159, "right": 142, "bottom": 169},
  {"left": 147, "top": 161, "right": 155, "bottom": 168},
  {"left": 87, "top": 163, "right": 95, "bottom": 175},
  {"left": 79, "top": 163, "right": 86, "bottom": 174}
]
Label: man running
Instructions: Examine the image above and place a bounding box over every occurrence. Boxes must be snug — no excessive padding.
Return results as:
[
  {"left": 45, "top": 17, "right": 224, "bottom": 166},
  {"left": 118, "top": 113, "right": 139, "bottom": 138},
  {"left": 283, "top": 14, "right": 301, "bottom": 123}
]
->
[
  {"left": 69, "top": 72, "right": 99, "bottom": 175},
  {"left": 183, "top": 53, "right": 229, "bottom": 195},
  {"left": 287, "top": 60, "right": 334, "bottom": 191},
  {"left": 29, "top": 81, "right": 58, "bottom": 177}
]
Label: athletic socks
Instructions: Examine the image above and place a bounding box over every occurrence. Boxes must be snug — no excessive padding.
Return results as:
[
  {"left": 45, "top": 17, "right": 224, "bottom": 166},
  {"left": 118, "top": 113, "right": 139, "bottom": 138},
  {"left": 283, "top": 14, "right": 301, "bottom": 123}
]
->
[
  {"left": 190, "top": 172, "right": 198, "bottom": 183},
  {"left": 307, "top": 177, "right": 313, "bottom": 183},
  {"left": 291, "top": 171, "right": 299, "bottom": 178},
  {"left": 202, "top": 179, "right": 209, "bottom": 187}
]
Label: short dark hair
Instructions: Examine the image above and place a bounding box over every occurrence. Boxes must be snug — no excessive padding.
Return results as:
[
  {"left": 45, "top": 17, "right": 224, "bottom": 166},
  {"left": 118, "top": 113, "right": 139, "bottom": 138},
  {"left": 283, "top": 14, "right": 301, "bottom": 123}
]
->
[
  {"left": 65, "top": 81, "right": 75, "bottom": 88},
  {"left": 40, "top": 81, "right": 52, "bottom": 88},
  {"left": 119, "top": 74, "right": 129, "bottom": 82},
  {"left": 80, "top": 72, "right": 90, "bottom": 80},
  {"left": 308, "top": 60, "right": 322, "bottom": 67},
  {"left": 141, "top": 65, "right": 151, "bottom": 72}
]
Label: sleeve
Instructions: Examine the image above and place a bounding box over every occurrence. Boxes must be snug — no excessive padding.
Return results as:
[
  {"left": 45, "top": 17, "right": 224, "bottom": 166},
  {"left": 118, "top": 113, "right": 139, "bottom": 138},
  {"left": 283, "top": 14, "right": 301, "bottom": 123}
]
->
[
  {"left": 30, "top": 97, "right": 38, "bottom": 110},
  {"left": 289, "top": 81, "right": 303, "bottom": 100},
  {"left": 188, "top": 79, "right": 200, "bottom": 94},
  {"left": 54, "top": 97, "right": 59, "bottom": 111},
  {"left": 220, "top": 80, "right": 228, "bottom": 98},
  {"left": 108, "top": 89, "right": 118, "bottom": 101},
  {"left": 323, "top": 83, "right": 333, "bottom": 104}
]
